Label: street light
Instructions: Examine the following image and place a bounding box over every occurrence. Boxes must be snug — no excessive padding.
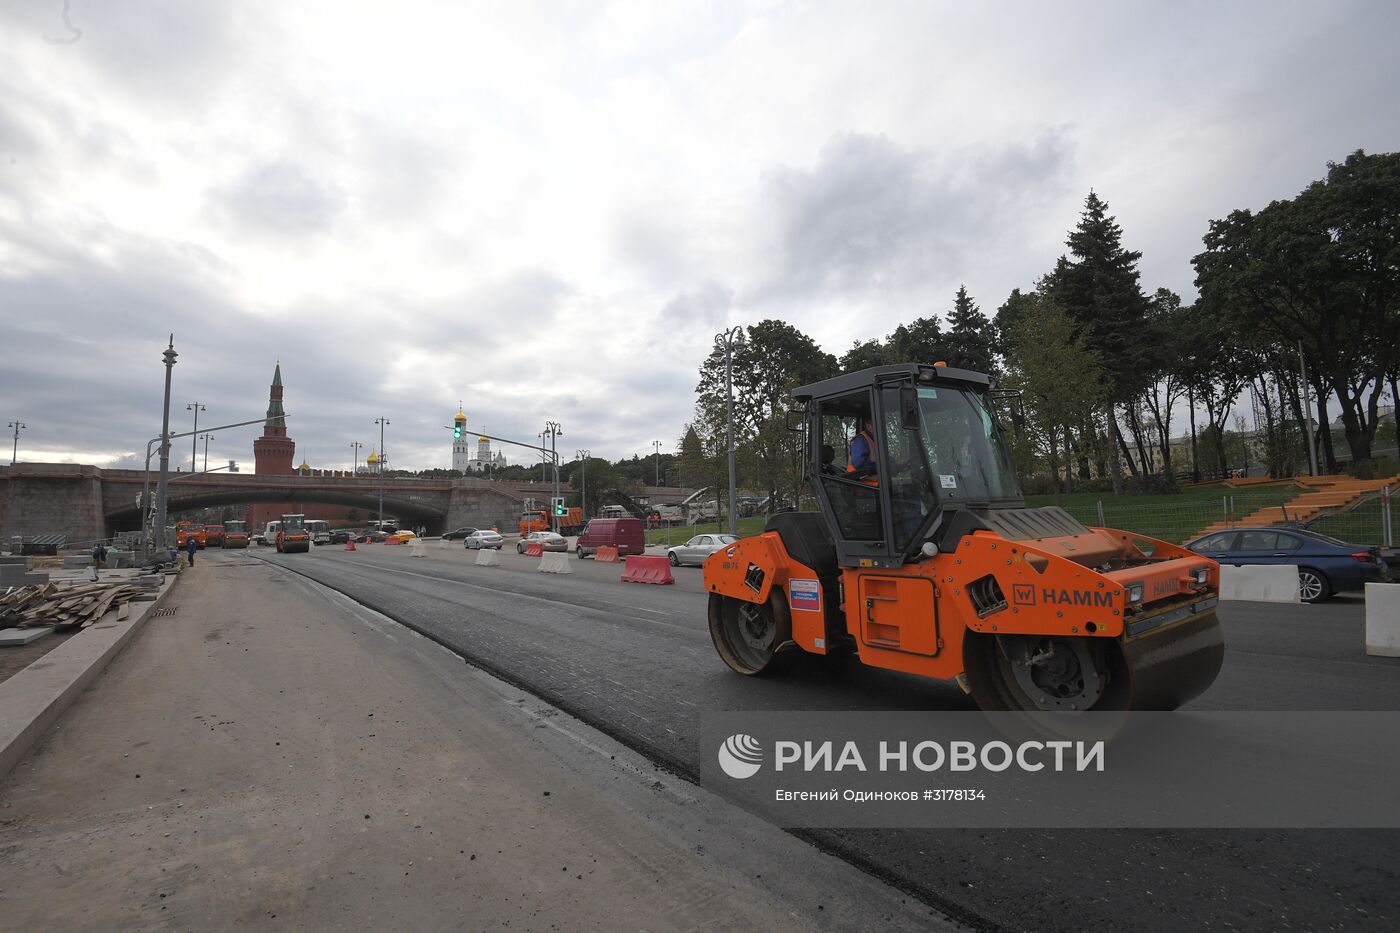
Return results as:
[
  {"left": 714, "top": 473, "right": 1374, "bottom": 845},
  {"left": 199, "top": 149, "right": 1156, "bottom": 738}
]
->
[
  {"left": 539, "top": 432, "right": 546, "bottom": 482},
  {"left": 576, "top": 449, "right": 590, "bottom": 521},
  {"left": 374, "top": 417, "right": 390, "bottom": 529},
  {"left": 544, "top": 420, "right": 563, "bottom": 533},
  {"left": 186, "top": 403, "right": 205, "bottom": 472},
  {"left": 199, "top": 433, "right": 213, "bottom": 472},
  {"left": 350, "top": 441, "right": 362, "bottom": 475},
  {"left": 714, "top": 325, "right": 746, "bottom": 536},
  {"left": 7, "top": 420, "right": 25, "bottom": 465},
  {"left": 154, "top": 337, "right": 178, "bottom": 553},
  {"left": 653, "top": 439, "right": 662, "bottom": 489}
]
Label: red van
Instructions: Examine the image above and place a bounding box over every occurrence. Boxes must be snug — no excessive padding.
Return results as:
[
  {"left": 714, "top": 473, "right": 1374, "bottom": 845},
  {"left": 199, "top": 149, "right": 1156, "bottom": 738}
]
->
[{"left": 575, "top": 517, "right": 645, "bottom": 559}]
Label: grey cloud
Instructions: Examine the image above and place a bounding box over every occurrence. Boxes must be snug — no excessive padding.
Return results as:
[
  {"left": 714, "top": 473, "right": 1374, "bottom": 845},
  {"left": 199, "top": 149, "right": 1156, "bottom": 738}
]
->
[
  {"left": 755, "top": 131, "right": 1073, "bottom": 303},
  {"left": 211, "top": 161, "right": 345, "bottom": 236},
  {"left": 0, "top": 1, "right": 242, "bottom": 112},
  {"left": 659, "top": 281, "right": 731, "bottom": 328}
]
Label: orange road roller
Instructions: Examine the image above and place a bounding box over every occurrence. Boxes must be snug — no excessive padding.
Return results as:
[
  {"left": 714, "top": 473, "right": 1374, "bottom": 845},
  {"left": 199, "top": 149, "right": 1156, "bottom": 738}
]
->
[{"left": 703, "top": 363, "right": 1224, "bottom": 713}]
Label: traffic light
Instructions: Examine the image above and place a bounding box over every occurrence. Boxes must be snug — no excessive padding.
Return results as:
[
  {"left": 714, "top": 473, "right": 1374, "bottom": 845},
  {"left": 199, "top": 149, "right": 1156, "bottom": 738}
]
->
[
  {"left": 453, "top": 423, "right": 462, "bottom": 439},
  {"left": 552, "top": 497, "right": 566, "bottom": 517}
]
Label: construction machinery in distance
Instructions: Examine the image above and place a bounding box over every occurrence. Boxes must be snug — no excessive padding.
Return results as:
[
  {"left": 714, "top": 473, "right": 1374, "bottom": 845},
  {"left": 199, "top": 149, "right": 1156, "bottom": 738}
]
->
[
  {"left": 520, "top": 501, "right": 585, "bottom": 537},
  {"left": 221, "top": 520, "right": 250, "bottom": 549},
  {"left": 702, "top": 362, "right": 1224, "bottom": 714},
  {"left": 275, "top": 514, "right": 311, "bottom": 553}
]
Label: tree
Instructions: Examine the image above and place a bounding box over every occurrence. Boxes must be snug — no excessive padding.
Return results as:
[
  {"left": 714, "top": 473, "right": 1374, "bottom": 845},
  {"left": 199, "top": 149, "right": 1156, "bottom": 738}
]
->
[
  {"left": 1001, "top": 293, "right": 1107, "bottom": 493},
  {"left": 945, "top": 285, "right": 996, "bottom": 374},
  {"left": 568, "top": 456, "right": 618, "bottom": 517},
  {"left": 1193, "top": 150, "right": 1400, "bottom": 473},
  {"left": 839, "top": 339, "right": 892, "bottom": 372},
  {"left": 1044, "top": 191, "right": 1155, "bottom": 490},
  {"left": 887, "top": 316, "right": 948, "bottom": 364},
  {"left": 695, "top": 320, "right": 837, "bottom": 510},
  {"left": 676, "top": 424, "right": 706, "bottom": 490},
  {"left": 1135, "top": 288, "right": 1192, "bottom": 484}
]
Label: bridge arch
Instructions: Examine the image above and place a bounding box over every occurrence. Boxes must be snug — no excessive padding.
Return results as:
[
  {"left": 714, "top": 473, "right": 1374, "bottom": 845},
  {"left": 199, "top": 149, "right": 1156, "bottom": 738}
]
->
[{"left": 105, "top": 488, "right": 446, "bottom": 532}]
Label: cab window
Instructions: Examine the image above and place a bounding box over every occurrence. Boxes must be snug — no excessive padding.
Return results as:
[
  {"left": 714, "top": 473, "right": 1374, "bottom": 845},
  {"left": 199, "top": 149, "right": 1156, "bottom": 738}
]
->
[{"left": 814, "top": 392, "right": 882, "bottom": 542}]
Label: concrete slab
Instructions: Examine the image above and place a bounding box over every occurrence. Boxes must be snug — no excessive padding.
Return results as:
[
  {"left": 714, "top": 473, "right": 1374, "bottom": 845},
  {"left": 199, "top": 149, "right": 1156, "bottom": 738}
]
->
[
  {"left": 0, "top": 555, "right": 33, "bottom": 568},
  {"left": 0, "top": 626, "right": 53, "bottom": 646},
  {"left": 62, "top": 555, "right": 92, "bottom": 568}
]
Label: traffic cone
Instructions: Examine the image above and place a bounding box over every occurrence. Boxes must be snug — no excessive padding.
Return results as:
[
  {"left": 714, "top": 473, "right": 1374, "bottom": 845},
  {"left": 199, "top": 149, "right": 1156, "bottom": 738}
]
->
[{"left": 345, "top": 538, "right": 357, "bottom": 551}]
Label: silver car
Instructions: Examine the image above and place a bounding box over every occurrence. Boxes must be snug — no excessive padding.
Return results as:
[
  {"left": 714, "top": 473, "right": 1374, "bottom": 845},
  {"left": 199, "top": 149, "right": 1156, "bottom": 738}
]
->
[
  {"left": 463, "top": 529, "right": 504, "bottom": 550},
  {"left": 667, "top": 533, "right": 739, "bottom": 567},
  {"left": 516, "top": 531, "right": 568, "bottom": 554}
]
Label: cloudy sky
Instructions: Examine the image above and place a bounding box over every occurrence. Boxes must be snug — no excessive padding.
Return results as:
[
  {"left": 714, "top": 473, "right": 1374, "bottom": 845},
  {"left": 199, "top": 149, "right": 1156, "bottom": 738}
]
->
[{"left": 2, "top": 0, "right": 1396, "bottom": 473}]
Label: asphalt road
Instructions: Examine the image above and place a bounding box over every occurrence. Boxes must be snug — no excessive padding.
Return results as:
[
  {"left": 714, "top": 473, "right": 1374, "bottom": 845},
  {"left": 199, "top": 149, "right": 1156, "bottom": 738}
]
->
[{"left": 251, "top": 543, "right": 1400, "bottom": 932}]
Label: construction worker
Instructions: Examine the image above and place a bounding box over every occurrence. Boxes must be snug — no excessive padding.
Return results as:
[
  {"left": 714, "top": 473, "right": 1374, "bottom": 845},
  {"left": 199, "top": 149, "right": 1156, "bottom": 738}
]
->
[{"left": 848, "top": 418, "right": 877, "bottom": 481}]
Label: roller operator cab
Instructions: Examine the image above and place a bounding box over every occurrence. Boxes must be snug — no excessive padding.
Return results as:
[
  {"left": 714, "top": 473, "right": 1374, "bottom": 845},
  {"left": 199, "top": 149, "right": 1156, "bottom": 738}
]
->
[{"left": 702, "top": 363, "right": 1225, "bottom": 714}]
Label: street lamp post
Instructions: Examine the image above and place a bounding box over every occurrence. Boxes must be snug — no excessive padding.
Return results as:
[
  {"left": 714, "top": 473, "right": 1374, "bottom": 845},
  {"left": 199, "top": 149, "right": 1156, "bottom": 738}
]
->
[
  {"left": 539, "top": 432, "right": 546, "bottom": 482},
  {"left": 350, "top": 441, "right": 362, "bottom": 475},
  {"left": 653, "top": 439, "right": 662, "bottom": 489},
  {"left": 154, "top": 337, "right": 178, "bottom": 554},
  {"left": 374, "top": 417, "right": 390, "bottom": 530},
  {"left": 576, "top": 449, "right": 590, "bottom": 522},
  {"left": 544, "top": 421, "right": 562, "bottom": 533},
  {"left": 186, "top": 403, "right": 205, "bottom": 472},
  {"left": 199, "top": 433, "right": 213, "bottom": 472},
  {"left": 7, "top": 420, "right": 24, "bottom": 465},
  {"left": 714, "top": 326, "right": 745, "bottom": 536}
]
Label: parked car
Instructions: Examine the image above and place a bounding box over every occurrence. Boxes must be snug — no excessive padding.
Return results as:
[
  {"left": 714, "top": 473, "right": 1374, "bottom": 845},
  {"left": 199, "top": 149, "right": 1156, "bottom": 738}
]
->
[
  {"left": 356, "top": 528, "right": 388, "bottom": 543},
  {"left": 575, "top": 517, "right": 645, "bottom": 559},
  {"left": 463, "top": 529, "right": 504, "bottom": 550},
  {"left": 516, "top": 531, "right": 568, "bottom": 554},
  {"left": 1185, "top": 526, "right": 1388, "bottom": 603},
  {"left": 667, "top": 533, "right": 739, "bottom": 567},
  {"left": 443, "top": 527, "right": 479, "bottom": 540},
  {"left": 328, "top": 529, "right": 353, "bottom": 544}
]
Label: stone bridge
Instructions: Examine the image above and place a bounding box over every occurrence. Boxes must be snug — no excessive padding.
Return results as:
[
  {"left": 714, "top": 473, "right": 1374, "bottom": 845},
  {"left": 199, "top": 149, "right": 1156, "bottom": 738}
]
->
[{"left": 0, "top": 463, "right": 526, "bottom": 545}]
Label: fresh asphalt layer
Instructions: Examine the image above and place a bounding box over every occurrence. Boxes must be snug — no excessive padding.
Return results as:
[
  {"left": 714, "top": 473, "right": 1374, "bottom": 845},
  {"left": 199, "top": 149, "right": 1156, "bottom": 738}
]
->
[{"left": 250, "top": 543, "right": 1400, "bottom": 933}]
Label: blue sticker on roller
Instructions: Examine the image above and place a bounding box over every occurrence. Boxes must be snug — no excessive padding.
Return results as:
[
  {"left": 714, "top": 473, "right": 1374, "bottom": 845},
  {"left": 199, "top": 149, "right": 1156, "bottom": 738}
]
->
[{"left": 789, "top": 578, "right": 822, "bottom": 611}]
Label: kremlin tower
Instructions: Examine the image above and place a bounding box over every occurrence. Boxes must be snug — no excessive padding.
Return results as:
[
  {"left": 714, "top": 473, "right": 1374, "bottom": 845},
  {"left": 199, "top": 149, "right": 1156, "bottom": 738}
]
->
[{"left": 253, "top": 363, "right": 295, "bottom": 475}]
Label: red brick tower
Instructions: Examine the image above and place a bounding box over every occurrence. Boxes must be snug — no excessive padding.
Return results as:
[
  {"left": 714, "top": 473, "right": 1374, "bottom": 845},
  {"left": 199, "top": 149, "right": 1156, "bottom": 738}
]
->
[{"left": 253, "top": 362, "right": 295, "bottom": 475}]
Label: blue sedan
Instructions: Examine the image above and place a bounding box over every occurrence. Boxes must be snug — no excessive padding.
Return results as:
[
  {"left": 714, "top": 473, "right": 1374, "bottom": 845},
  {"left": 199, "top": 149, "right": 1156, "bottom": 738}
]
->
[{"left": 1185, "top": 527, "right": 1388, "bottom": 603}]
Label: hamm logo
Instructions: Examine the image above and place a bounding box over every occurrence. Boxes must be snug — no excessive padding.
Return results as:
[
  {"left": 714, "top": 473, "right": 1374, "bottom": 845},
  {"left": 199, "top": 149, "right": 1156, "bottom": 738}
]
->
[
  {"left": 718, "top": 734, "right": 764, "bottom": 779},
  {"left": 1042, "top": 588, "right": 1115, "bottom": 607}
]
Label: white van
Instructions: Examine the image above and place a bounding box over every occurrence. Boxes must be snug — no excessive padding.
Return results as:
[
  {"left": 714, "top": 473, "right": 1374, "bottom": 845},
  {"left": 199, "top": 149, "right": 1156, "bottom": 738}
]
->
[{"left": 257, "top": 521, "right": 281, "bottom": 546}]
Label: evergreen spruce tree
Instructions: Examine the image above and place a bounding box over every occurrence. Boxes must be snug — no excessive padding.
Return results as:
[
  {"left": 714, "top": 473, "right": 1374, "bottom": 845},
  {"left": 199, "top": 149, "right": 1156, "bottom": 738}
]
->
[{"left": 945, "top": 285, "right": 996, "bottom": 373}]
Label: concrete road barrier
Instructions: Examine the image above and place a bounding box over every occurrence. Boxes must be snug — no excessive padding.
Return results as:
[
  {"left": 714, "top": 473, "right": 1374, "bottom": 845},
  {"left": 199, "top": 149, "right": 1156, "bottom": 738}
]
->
[
  {"left": 475, "top": 548, "right": 500, "bottom": 567},
  {"left": 538, "top": 552, "right": 572, "bottom": 574},
  {"left": 1219, "top": 564, "right": 1301, "bottom": 603},
  {"left": 595, "top": 546, "right": 619, "bottom": 563},
  {"left": 1365, "top": 582, "right": 1400, "bottom": 657},
  {"left": 525, "top": 542, "right": 544, "bottom": 557},
  {"left": 620, "top": 555, "right": 674, "bottom": 585},
  {"left": 409, "top": 537, "right": 426, "bottom": 558}
]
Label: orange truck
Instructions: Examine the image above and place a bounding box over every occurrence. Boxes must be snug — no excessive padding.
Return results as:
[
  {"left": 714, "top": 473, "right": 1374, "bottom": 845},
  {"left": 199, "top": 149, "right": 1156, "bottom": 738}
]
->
[
  {"left": 175, "top": 522, "right": 207, "bottom": 550},
  {"left": 703, "top": 362, "right": 1223, "bottom": 715},
  {"left": 519, "top": 505, "right": 584, "bottom": 537},
  {"left": 204, "top": 524, "right": 226, "bottom": 547}
]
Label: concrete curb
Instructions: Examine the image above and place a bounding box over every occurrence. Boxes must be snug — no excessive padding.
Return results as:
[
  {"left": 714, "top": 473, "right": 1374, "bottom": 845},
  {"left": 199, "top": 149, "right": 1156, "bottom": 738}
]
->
[{"left": 0, "top": 569, "right": 183, "bottom": 781}]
